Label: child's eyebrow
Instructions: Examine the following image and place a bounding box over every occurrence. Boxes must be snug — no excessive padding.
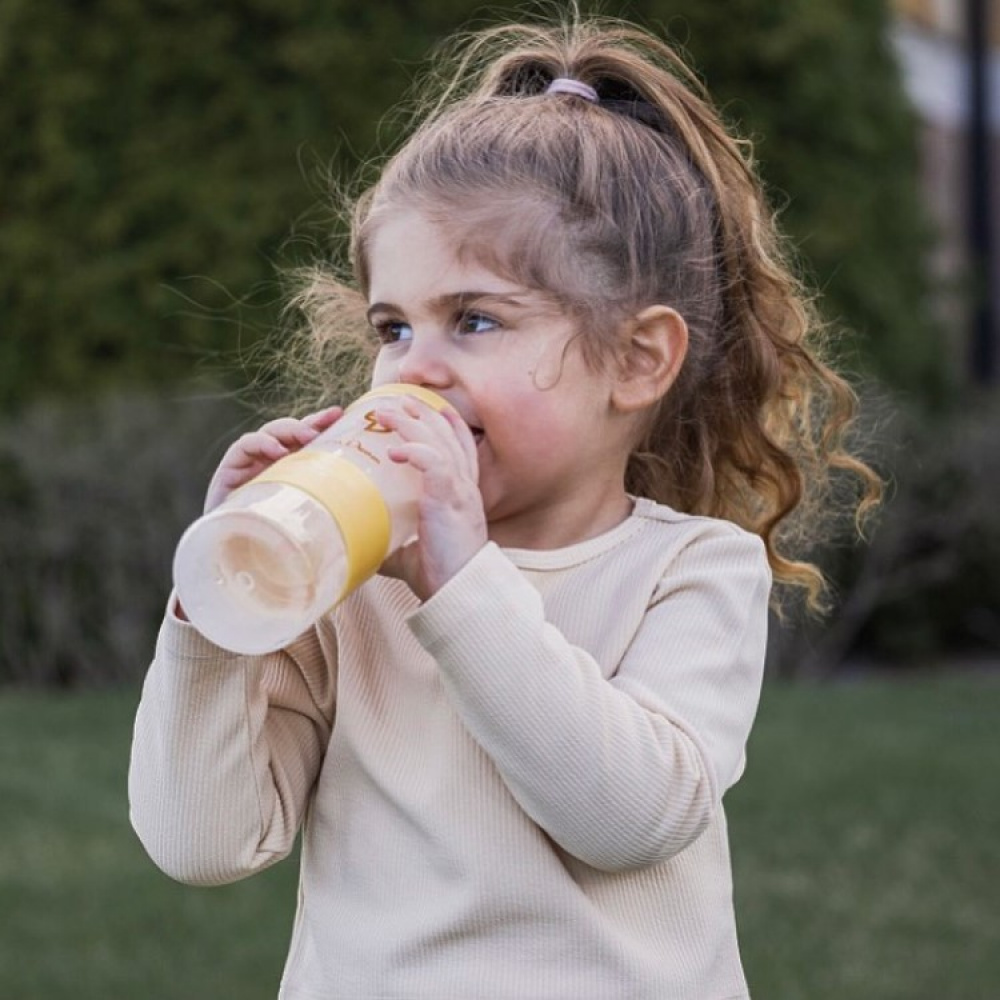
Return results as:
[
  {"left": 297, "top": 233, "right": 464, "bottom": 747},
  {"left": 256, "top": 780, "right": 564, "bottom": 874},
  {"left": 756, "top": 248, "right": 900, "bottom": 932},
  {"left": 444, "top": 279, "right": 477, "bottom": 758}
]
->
[{"left": 366, "top": 290, "right": 530, "bottom": 323}]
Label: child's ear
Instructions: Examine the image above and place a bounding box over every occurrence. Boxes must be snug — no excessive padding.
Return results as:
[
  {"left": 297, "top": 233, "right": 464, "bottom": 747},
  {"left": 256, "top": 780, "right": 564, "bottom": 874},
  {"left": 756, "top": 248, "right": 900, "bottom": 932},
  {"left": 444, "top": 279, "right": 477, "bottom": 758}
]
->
[{"left": 610, "top": 305, "right": 688, "bottom": 413}]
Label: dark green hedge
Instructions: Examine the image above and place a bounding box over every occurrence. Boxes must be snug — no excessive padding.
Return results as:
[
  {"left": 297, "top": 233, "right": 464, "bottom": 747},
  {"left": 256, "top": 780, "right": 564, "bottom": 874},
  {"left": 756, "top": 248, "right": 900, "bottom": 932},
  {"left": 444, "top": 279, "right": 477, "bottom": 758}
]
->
[{"left": 2, "top": 0, "right": 943, "bottom": 411}]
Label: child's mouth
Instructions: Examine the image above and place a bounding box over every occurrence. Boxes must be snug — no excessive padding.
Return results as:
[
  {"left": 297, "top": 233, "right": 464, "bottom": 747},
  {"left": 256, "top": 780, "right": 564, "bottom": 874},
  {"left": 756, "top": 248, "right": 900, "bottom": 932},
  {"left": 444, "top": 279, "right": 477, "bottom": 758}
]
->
[{"left": 470, "top": 428, "right": 484, "bottom": 446}]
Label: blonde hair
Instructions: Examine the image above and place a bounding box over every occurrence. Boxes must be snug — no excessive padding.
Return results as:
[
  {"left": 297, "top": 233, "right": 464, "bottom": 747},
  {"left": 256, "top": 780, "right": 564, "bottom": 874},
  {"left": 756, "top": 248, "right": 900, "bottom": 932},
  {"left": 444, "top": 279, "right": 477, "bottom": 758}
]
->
[{"left": 288, "top": 9, "right": 881, "bottom": 611}]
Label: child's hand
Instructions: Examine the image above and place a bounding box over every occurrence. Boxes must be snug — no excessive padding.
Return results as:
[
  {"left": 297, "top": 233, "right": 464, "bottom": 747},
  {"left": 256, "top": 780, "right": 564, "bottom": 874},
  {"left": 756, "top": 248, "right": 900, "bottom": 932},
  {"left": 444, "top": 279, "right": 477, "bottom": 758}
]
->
[
  {"left": 373, "top": 399, "right": 487, "bottom": 601},
  {"left": 203, "top": 406, "right": 344, "bottom": 514}
]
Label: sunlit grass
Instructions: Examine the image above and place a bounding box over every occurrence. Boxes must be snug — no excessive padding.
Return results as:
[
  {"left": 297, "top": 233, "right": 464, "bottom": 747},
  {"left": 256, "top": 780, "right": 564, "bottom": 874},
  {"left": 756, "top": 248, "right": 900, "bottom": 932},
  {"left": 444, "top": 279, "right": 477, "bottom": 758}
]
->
[{"left": 1, "top": 673, "right": 997, "bottom": 999}]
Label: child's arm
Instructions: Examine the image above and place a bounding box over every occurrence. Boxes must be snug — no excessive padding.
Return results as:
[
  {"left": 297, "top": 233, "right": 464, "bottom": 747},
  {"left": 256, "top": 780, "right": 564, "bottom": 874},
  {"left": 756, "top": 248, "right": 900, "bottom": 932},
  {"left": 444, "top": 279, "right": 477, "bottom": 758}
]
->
[
  {"left": 129, "top": 407, "right": 342, "bottom": 885},
  {"left": 407, "top": 524, "right": 769, "bottom": 873},
  {"left": 128, "top": 612, "right": 336, "bottom": 885}
]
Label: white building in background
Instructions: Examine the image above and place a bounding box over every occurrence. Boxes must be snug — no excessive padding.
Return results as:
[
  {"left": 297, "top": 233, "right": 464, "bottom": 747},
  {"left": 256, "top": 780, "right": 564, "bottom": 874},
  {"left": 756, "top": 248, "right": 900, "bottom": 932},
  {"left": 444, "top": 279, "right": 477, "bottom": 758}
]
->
[{"left": 890, "top": 0, "right": 999, "bottom": 383}]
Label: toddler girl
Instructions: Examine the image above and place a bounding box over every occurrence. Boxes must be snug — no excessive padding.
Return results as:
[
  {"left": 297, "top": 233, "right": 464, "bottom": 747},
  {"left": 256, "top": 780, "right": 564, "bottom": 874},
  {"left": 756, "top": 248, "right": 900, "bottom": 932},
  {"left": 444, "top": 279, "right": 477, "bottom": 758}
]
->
[{"left": 130, "top": 10, "right": 878, "bottom": 999}]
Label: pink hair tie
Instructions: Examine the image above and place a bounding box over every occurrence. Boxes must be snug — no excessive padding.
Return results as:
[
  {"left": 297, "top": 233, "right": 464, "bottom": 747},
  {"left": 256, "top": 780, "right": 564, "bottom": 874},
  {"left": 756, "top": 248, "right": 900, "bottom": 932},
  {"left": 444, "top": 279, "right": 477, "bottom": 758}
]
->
[{"left": 545, "top": 77, "right": 599, "bottom": 103}]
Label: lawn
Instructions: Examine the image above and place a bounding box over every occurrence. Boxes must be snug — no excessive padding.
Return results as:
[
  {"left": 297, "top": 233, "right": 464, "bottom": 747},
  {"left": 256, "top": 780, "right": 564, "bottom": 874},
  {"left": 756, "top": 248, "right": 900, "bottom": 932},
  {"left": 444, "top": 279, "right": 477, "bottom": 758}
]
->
[{"left": 1, "top": 673, "right": 997, "bottom": 999}]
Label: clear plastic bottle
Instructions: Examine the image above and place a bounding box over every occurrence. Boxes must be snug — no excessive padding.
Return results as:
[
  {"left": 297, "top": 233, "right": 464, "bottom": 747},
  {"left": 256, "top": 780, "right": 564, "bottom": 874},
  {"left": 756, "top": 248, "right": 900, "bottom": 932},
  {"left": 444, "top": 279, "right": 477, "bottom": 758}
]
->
[{"left": 172, "top": 384, "right": 450, "bottom": 654}]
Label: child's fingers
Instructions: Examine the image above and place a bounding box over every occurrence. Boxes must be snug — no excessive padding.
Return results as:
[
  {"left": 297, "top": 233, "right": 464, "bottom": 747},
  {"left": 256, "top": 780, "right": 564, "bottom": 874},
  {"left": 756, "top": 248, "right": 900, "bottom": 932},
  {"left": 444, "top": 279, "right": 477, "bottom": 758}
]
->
[
  {"left": 441, "top": 406, "right": 479, "bottom": 473},
  {"left": 204, "top": 412, "right": 339, "bottom": 513},
  {"left": 385, "top": 441, "right": 439, "bottom": 474},
  {"left": 256, "top": 416, "right": 325, "bottom": 447},
  {"left": 233, "top": 412, "right": 334, "bottom": 465},
  {"left": 302, "top": 405, "right": 344, "bottom": 431},
  {"left": 224, "top": 430, "right": 290, "bottom": 469},
  {"left": 243, "top": 406, "right": 344, "bottom": 454},
  {"left": 375, "top": 402, "right": 473, "bottom": 475},
  {"left": 226, "top": 416, "right": 325, "bottom": 464}
]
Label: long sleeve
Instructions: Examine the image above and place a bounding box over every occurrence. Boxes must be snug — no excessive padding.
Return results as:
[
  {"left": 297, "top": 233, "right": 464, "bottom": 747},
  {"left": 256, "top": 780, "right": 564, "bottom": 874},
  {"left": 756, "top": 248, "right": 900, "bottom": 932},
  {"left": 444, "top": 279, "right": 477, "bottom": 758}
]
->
[
  {"left": 140, "top": 504, "right": 762, "bottom": 999},
  {"left": 407, "top": 524, "right": 769, "bottom": 873},
  {"left": 128, "top": 604, "right": 337, "bottom": 886}
]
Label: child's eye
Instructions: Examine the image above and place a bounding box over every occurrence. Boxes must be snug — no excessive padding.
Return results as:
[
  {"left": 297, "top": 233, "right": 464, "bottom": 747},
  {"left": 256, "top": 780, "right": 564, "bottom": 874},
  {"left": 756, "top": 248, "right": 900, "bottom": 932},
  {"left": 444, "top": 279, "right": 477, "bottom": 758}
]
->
[
  {"left": 458, "top": 312, "right": 499, "bottom": 335},
  {"left": 373, "top": 320, "right": 412, "bottom": 345}
]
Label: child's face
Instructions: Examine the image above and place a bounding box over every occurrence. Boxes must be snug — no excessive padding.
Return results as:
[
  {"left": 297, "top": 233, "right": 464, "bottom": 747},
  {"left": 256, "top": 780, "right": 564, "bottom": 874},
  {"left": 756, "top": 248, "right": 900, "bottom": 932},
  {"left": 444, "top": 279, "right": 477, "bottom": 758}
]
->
[{"left": 365, "top": 208, "right": 637, "bottom": 549}]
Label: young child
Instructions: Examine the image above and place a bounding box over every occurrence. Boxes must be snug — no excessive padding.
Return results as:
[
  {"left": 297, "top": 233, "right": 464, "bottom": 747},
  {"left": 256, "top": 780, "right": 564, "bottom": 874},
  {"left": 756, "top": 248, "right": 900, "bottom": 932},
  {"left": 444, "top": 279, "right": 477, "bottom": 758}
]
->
[{"left": 130, "top": 10, "right": 878, "bottom": 999}]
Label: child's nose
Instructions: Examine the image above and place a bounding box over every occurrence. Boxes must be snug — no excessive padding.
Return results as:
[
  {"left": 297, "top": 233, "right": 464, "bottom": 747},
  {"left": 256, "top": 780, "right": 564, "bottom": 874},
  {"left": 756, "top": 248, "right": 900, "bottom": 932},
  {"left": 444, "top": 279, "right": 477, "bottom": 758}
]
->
[{"left": 396, "top": 336, "right": 452, "bottom": 388}]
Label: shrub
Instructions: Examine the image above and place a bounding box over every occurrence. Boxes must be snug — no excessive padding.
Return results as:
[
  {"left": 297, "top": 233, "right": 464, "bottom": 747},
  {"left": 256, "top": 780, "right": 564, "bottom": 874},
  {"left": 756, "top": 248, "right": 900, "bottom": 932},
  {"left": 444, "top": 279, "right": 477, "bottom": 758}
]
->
[
  {"left": 0, "top": 392, "right": 247, "bottom": 686},
  {"left": 768, "top": 391, "right": 1000, "bottom": 676}
]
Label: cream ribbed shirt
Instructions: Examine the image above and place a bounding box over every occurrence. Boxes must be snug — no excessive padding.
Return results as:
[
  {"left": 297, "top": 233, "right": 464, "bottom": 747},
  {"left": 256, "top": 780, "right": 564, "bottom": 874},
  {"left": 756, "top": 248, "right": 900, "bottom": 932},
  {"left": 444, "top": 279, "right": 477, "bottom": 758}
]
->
[{"left": 129, "top": 498, "right": 770, "bottom": 999}]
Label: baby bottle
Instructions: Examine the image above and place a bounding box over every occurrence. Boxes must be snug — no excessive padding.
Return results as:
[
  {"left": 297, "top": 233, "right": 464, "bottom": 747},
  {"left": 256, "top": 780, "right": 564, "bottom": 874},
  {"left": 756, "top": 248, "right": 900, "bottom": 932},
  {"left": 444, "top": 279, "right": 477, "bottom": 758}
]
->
[{"left": 172, "top": 383, "right": 450, "bottom": 655}]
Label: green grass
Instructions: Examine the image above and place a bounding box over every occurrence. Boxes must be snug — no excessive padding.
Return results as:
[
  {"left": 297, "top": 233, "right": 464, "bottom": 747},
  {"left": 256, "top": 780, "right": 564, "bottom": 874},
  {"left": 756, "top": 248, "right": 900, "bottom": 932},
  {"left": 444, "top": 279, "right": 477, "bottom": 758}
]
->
[
  {"left": 0, "top": 690, "right": 298, "bottom": 1000},
  {"left": 729, "top": 673, "right": 1000, "bottom": 999},
  {"left": 1, "top": 674, "right": 997, "bottom": 999}
]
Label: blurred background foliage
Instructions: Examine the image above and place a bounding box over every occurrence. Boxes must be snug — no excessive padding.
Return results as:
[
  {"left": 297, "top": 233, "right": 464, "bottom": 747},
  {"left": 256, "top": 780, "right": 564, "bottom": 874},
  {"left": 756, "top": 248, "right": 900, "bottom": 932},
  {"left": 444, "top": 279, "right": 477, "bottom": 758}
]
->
[
  {"left": 1, "top": 0, "right": 997, "bottom": 685},
  {"left": 1, "top": 0, "right": 941, "bottom": 407}
]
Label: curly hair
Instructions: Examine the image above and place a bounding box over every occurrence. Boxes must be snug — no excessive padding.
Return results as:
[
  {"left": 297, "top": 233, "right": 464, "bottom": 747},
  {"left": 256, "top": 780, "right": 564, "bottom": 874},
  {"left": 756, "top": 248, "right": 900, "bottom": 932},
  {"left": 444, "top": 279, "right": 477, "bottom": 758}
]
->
[{"left": 287, "top": 8, "right": 881, "bottom": 612}]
